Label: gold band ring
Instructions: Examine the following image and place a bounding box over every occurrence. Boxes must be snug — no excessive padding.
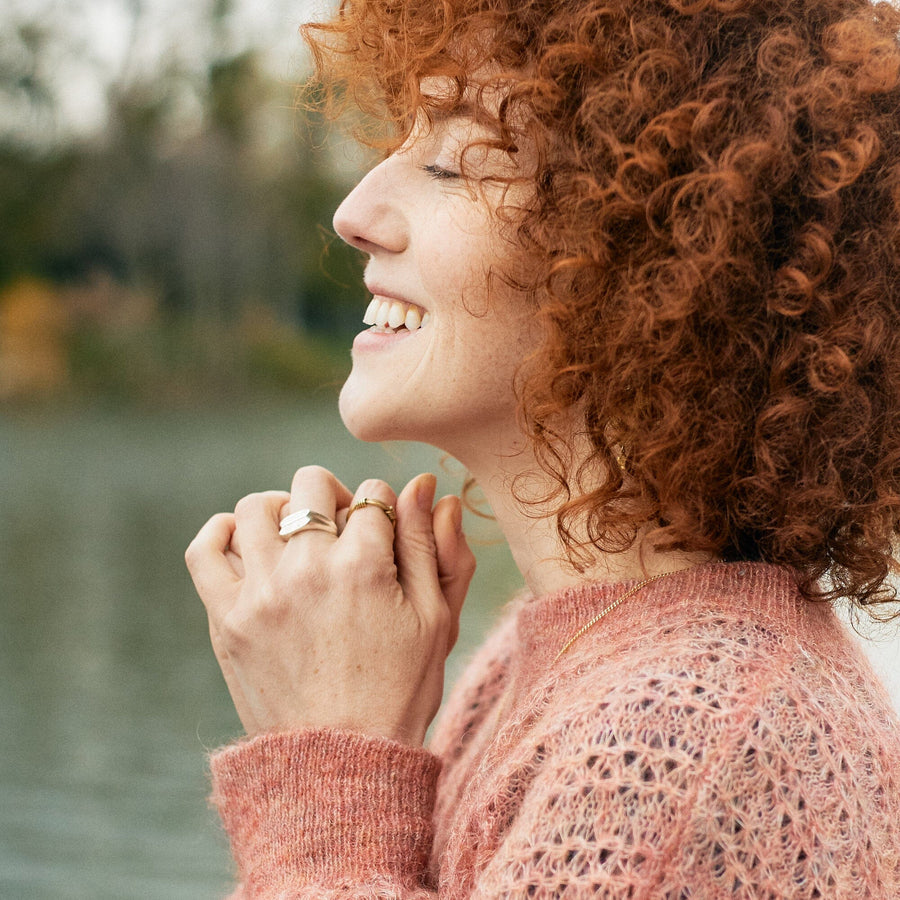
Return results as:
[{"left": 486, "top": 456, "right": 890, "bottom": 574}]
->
[
  {"left": 347, "top": 497, "right": 397, "bottom": 526},
  {"left": 278, "top": 508, "right": 338, "bottom": 539}
]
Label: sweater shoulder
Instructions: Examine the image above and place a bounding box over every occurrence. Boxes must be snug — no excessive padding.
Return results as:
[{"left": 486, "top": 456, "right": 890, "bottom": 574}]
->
[
  {"left": 471, "top": 608, "right": 900, "bottom": 897},
  {"left": 558, "top": 599, "right": 900, "bottom": 758}
]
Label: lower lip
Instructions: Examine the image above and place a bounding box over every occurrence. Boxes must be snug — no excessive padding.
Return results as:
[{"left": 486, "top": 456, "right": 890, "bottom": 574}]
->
[{"left": 352, "top": 326, "right": 421, "bottom": 353}]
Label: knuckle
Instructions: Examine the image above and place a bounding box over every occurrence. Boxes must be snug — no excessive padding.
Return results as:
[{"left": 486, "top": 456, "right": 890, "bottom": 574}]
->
[
  {"left": 220, "top": 607, "right": 254, "bottom": 650},
  {"left": 460, "top": 543, "right": 477, "bottom": 573},
  {"left": 184, "top": 548, "right": 206, "bottom": 581},
  {"left": 184, "top": 539, "right": 199, "bottom": 567},
  {"left": 221, "top": 584, "right": 288, "bottom": 646},
  {"left": 292, "top": 464, "right": 331, "bottom": 488},
  {"left": 281, "top": 555, "right": 333, "bottom": 597},
  {"left": 210, "top": 511, "right": 234, "bottom": 534},
  {"left": 254, "top": 582, "right": 290, "bottom": 624},
  {"left": 429, "top": 603, "right": 451, "bottom": 634},
  {"left": 234, "top": 492, "right": 265, "bottom": 517},
  {"left": 185, "top": 513, "right": 228, "bottom": 567},
  {"left": 334, "top": 542, "right": 394, "bottom": 583},
  {"left": 355, "top": 478, "right": 396, "bottom": 501},
  {"left": 300, "top": 464, "right": 331, "bottom": 478}
]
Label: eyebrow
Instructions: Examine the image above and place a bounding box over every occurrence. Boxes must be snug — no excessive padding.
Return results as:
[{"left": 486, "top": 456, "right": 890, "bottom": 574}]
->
[
  {"left": 425, "top": 102, "right": 506, "bottom": 138},
  {"left": 426, "top": 101, "right": 479, "bottom": 121}
]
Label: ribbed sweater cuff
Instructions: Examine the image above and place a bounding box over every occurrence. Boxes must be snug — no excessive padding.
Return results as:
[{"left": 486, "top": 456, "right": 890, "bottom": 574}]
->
[{"left": 210, "top": 729, "right": 440, "bottom": 893}]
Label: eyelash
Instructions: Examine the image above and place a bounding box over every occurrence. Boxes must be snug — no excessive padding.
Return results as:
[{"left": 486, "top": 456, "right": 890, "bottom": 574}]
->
[{"left": 421, "top": 163, "right": 460, "bottom": 180}]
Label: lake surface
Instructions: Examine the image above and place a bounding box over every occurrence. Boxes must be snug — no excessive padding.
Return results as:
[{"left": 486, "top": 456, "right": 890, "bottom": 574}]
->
[{"left": 2, "top": 401, "right": 898, "bottom": 898}]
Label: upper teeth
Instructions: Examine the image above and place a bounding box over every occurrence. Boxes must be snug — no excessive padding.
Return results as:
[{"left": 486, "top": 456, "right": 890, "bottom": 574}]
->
[{"left": 363, "top": 298, "right": 431, "bottom": 332}]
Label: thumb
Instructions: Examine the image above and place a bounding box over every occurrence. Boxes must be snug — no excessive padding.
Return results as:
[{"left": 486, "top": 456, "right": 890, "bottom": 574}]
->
[{"left": 433, "top": 495, "right": 476, "bottom": 654}]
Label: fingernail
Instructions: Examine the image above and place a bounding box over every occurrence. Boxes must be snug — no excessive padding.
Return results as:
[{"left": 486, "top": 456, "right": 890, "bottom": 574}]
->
[{"left": 416, "top": 473, "right": 437, "bottom": 511}]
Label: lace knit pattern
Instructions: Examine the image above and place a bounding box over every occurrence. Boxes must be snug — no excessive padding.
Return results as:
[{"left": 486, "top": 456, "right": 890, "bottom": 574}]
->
[{"left": 210, "top": 563, "right": 900, "bottom": 898}]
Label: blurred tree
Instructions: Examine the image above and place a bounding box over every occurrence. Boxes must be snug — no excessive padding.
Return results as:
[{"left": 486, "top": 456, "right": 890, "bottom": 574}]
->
[
  {"left": 0, "top": 0, "right": 367, "bottom": 402},
  {"left": 1, "top": 19, "right": 58, "bottom": 146},
  {"left": 0, "top": 278, "right": 70, "bottom": 400}
]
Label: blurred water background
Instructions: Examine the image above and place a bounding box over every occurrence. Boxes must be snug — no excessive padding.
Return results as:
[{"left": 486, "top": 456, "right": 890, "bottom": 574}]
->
[{"left": 1, "top": 0, "right": 899, "bottom": 897}]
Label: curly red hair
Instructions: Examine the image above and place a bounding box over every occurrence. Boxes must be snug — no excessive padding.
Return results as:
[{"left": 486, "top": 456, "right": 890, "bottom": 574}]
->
[{"left": 303, "top": 0, "right": 900, "bottom": 613}]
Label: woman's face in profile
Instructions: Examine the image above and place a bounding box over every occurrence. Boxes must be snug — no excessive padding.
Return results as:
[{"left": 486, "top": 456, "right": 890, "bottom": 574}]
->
[{"left": 332, "top": 78, "right": 539, "bottom": 460}]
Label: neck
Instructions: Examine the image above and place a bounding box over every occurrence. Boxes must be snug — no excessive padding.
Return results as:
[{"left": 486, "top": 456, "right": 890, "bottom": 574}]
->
[{"left": 452, "top": 430, "right": 708, "bottom": 598}]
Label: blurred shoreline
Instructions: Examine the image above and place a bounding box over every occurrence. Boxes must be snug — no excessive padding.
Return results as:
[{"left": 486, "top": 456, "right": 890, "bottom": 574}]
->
[{"left": 0, "top": 274, "right": 353, "bottom": 410}]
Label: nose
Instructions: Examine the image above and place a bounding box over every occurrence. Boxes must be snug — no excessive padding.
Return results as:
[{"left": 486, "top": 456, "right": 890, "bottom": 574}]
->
[{"left": 332, "top": 157, "right": 408, "bottom": 255}]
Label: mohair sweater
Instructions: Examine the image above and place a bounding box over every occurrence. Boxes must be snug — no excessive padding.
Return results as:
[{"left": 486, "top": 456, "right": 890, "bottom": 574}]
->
[{"left": 209, "top": 562, "right": 900, "bottom": 898}]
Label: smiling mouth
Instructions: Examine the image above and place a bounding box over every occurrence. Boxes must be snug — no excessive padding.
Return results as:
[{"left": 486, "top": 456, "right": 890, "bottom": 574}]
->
[{"left": 363, "top": 297, "right": 431, "bottom": 334}]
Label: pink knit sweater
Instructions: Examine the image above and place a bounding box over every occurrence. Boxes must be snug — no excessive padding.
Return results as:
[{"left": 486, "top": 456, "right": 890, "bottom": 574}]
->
[{"left": 210, "top": 562, "right": 900, "bottom": 897}]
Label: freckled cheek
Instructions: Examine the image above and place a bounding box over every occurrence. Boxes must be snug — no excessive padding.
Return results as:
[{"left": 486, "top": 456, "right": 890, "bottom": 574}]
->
[
  {"left": 419, "top": 209, "right": 496, "bottom": 286},
  {"left": 420, "top": 241, "right": 480, "bottom": 297}
]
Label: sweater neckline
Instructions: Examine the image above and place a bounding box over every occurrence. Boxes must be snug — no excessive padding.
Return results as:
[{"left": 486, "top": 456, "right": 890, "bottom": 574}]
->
[{"left": 513, "top": 561, "right": 808, "bottom": 673}]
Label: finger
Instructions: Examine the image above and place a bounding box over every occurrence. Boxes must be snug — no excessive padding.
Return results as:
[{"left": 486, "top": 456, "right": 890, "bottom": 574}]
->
[
  {"left": 282, "top": 466, "right": 353, "bottom": 549},
  {"left": 232, "top": 491, "right": 291, "bottom": 579},
  {"left": 433, "top": 495, "right": 476, "bottom": 654},
  {"left": 392, "top": 473, "right": 441, "bottom": 600},
  {"left": 185, "top": 512, "right": 241, "bottom": 611},
  {"left": 289, "top": 465, "right": 354, "bottom": 516},
  {"left": 343, "top": 477, "right": 400, "bottom": 548},
  {"left": 335, "top": 506, "right": 349, "bottom": 533},
  {"left": 224, "top": 548, "right": 245, "bottom": 579}
]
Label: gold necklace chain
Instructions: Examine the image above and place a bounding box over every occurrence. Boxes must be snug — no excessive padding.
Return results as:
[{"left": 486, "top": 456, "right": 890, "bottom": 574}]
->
[{"left": 554, "top": 570, "right": 684, "bottom": 662}]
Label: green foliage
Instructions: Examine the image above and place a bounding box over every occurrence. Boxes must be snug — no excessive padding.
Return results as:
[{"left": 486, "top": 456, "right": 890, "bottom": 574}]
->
[
  {"left": 244, "top": 327, "right": 348, "bottom": 394},
  {"left": 62, "top": 312, "right": 349, "bottom": 406}
]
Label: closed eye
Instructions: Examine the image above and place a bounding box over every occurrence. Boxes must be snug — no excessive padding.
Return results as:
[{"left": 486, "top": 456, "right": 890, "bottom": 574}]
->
[{"left": 421, "top": 163, "right": 460, "bottom": 180}]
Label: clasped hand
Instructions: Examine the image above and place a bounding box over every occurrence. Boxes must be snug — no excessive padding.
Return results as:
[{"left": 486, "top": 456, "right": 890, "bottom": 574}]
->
[{"left": 185, "top": 466, "right": 476, "bottom": 746}]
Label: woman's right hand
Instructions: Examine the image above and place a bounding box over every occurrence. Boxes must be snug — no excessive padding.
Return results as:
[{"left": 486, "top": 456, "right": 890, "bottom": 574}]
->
[{"left": 185, "top": 466, "right": 476, "bottom": 745}]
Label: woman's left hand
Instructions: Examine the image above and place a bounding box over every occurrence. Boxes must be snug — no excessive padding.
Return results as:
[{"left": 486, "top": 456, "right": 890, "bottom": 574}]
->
[{"left": 185, "top": 466, "right": 476, "bottom": 746}]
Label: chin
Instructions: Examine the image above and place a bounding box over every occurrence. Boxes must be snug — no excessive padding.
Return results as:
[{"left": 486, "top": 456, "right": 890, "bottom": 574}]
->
[
  {"left": 338, "top": 380, "right": 402, "bottom": 443},
  {"left": 338, "top": 384, "right": 372, "bottom": 441},
  {"left": 339, "top": 379, "right": 453, "bottom": 449}
]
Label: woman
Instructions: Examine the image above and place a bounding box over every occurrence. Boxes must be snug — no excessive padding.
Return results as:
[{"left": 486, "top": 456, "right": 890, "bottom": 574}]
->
[{"left": 186, "top": 0, "right": 900, "bottom": 895}]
